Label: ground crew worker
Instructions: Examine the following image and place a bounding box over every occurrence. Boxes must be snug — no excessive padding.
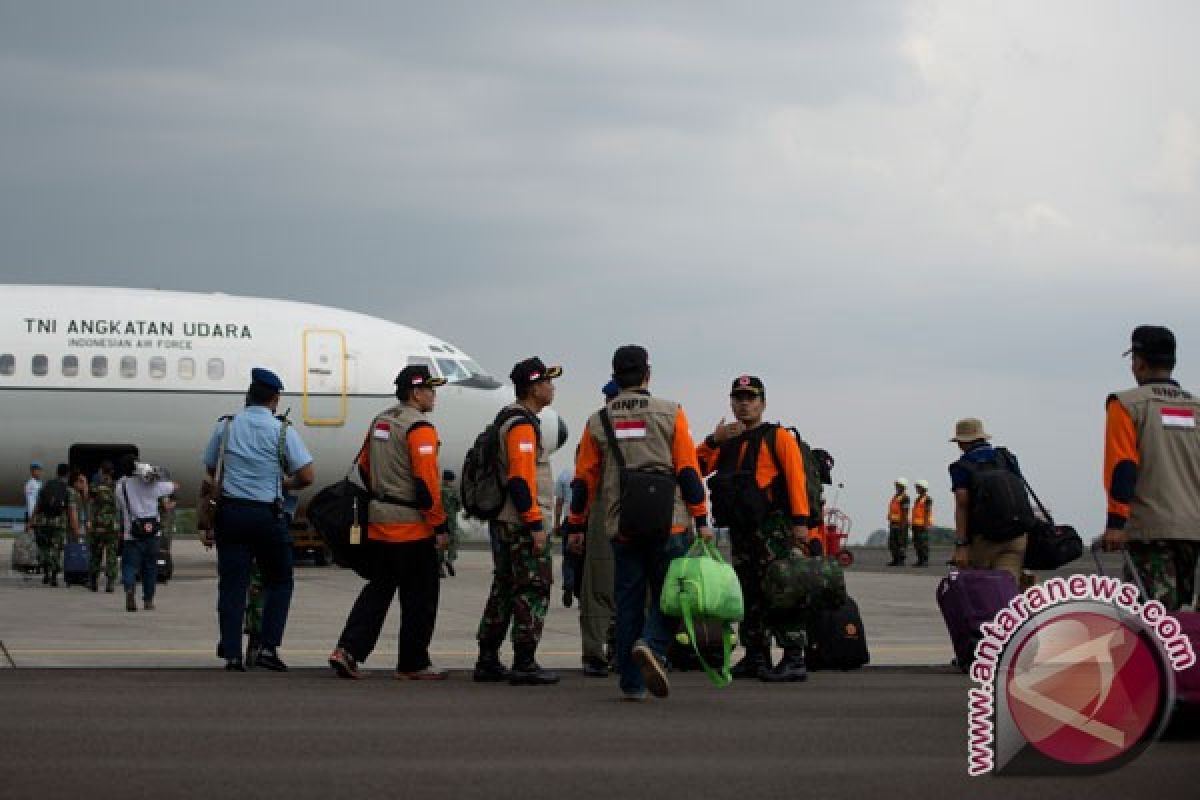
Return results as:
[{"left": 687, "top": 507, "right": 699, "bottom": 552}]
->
[
  {"left": 88, "top": 461, "right": 120, "bottom": 593},
  {"left": 203, "top": 368, "right": 314, "bottom": 672},
  {"left": 1101, "top": 326, "right": 1200, "bottom": 611},
  {"left": 910, "top": 479, "right": 933, "bottom": 568},
  {"left": 328, "top": 364, "right": 450, "bottom": 681},
  {"left": 474, "top": 357, "right": 562, "bottom": 686},
  {"left": 440, "top": 470, "right": 461, "bottom": 578},
  {"left": 886, "top": 479, "right": 911, "bottom": 566},
  {"left": 33, "top": 463, "right": 74, "bottom": 586},
  {"left": 566, "top": 345, "right": 713, "bottom": 701},
  {"left": 697, "top": 375, "right": 813, "bottom": 682}
]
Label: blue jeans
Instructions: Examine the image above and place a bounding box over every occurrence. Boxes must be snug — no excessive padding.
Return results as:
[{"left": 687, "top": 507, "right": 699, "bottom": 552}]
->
[
  {"left": 121, "top": 538, "right": 160, "bottom": 599},
  {"left": 612, "top": 532, "right": 690, "bottom": 694},
  {"left": 215, "top": 501, "right": 294, "bottom": 657}
]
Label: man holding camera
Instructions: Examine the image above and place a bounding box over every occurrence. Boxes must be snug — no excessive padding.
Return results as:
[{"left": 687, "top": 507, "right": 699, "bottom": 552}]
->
[{"left": 115, "top": 460, "right": 179, "bottom": 611}]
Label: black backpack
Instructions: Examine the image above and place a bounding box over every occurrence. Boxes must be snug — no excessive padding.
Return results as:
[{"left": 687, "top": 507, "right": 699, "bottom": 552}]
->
[
  {"left": 461, "top": 407, "right": 540, "bottom": 520},
  {"left": 766, "top": 426, "right": 830, "bottom": 529},
  {"left": 38, "top": 478, "right": 69, "bottom": 518},
  {"left": 707, "top": 425, "right": 773, "bottom": 531},
  {"left": 958, "top": 447, "right": 1037, "bottom": 542}
]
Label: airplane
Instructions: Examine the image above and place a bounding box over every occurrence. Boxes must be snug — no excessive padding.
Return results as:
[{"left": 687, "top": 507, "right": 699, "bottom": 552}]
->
[{"left": 0, "top": 285, "right": 568, "bottom": 560}]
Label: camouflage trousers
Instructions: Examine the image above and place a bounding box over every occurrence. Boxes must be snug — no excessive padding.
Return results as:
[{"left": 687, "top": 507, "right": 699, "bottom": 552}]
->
[
  {"left": 888, "top": 525, "right": 909, "bottom": 562},
  {"left": 244, "top": 567, "right": 265, "bottom": 641},
  {"left": 731, "top": 512, "right": 808, "bottom": 650},
  {"left": 477, "top": 521, "right": 552, "bottom": 647},
  {"left": 1127, "top": 540, "right": 1200, "bottom": 612},
  {"left": 88, "top": 531, "right": 120, "bottom": 581},
  {"left": 911, "top": 527, "right": 929, "bottom": 563},
  {"left": 440, "top": 528, "right": 460, "bottom": 566},
  {"left": 36, "top": 526, "right": 66, "bottom": 574}
]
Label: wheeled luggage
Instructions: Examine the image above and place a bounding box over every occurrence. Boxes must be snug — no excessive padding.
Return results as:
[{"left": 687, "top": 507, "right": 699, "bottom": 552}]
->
[
  {"left": 62, "top": 540, "right": 90, "bottom": 586},
  {"left": 11, "top": 530, "right": 39, "bottom": 574},
  {"left": 936, "top": 568, "right": 1017, "bottom": 672},
  {"left": 807, "top": 596, "right": 870, "bottom": 671}
]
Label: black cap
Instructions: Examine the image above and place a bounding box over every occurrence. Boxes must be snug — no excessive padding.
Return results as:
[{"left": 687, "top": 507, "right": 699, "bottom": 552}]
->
[
  {"left": 612, "top": 345, "right": 649, "bottom": 375},
  {"left": 250, "top": 367, "right": 284, "bottom": 393},
  {"left": 509, "top": 357, "right": 562, "bottom": 388},
  {"left": 730, "top": 374, "right": 765, "bottom": 397},
  {"left": 394, "top": 365, "right": 447, "bottom": 390},
  {"left": 1124, "top": 325, "right": 1176, "bottom": 359}
]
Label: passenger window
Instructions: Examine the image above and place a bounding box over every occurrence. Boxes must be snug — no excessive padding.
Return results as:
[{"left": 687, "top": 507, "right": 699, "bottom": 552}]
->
[
  {"left": 62, "top": 355, "right": 79, "bottom": 377},
  {"left": 149, "top": 356, "right": 167, "bottom": 379},
  {"left": 120, "top": 356, "right": 137, "bottom": 378},
  {"left": 92, "top": 356, "right": 108, "bottom": 378},
  {"left": 0, "top": 354, "right": 14, "bottom": 376},
  {"left": 207, "top": 358, "right": 224, "bottom": 381},
  {"left": 32, "top": 355, "right": 48, "bottom": 376},
  {"left": 179, "top": 357, "right": 195, "bottom": 380}
]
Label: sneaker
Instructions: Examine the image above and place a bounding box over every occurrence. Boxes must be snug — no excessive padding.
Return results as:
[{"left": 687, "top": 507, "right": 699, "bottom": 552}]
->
[
  {"left": 255, "top": 647, "right": 288, "bottom": 672},
  {"left": 632, "top": 640, "right": 669, "bottom": 698},
  {"left": 397, "top": 666, "right": 449, "bottom": 681},
  {"left": 328, "top": 647, "right": 359, "bottom": 680},
  {"left": 621, "top": 689, "right": 648, "bottom": 702}
]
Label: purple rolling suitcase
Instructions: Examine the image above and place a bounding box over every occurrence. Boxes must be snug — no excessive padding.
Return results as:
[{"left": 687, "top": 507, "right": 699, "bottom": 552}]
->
[{"left": 936, "top": 569, "right": 1018, "bottom": 672}]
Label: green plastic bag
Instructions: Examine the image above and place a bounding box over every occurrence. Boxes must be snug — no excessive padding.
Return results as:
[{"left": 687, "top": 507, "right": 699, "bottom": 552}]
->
[
  {"left": 660, "top": 540, "right": 744, "bottom": 688},
  {"left": 661, "top": 540, "right": 744, "bottom": 621}
]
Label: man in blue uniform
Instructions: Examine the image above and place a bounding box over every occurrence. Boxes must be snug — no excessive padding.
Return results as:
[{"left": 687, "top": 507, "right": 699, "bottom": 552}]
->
[{"left": 203, "top": 368, "right": 315, "bottom": 672}]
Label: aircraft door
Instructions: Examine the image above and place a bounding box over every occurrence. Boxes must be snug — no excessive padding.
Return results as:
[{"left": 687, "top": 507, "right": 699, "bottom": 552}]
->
[{"left": 302, "top": 329, "right": 347, "bottom": 426}]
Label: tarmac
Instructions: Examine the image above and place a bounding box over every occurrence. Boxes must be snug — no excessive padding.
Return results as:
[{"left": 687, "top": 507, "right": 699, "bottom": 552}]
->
[{"left": 2, "top": 540, "right": 1196, "bottom": 799}]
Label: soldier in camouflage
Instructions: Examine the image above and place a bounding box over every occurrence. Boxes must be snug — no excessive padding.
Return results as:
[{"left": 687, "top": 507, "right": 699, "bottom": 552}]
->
[
  {"left": 474, "top": 358, "right": 562, "bottom": 686},
  {"left": 697, "top": 376, "right": 816, "bottom": 683},
  {"left": 34, "top": 463, "right": 75, "bottom": 587},
  {"left": 440, "top": 470, "right": 461, "bottom": 577},
  {"left": 88, "top": 462, "right": 121, "bottom": 592}
]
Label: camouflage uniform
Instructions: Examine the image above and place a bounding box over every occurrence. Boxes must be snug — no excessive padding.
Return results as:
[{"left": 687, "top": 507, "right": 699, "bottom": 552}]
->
[
  {"left": 731, "top": 511, "right": 809, "bottom": 650},
  {"left": 441, "top": 479, "right": 461, "bottom": 569},
  {"left": 88, "top": 482, "right": 121, "bottom": 585},
  {"left": 476, "top": 521, "right": 553, "bottom": 647},
  {"left": 36, "top": 486, "right": 74, "bottom": 579},
  {"left": 1127, "top": 541, "right": 1199, "bottom": 611}
]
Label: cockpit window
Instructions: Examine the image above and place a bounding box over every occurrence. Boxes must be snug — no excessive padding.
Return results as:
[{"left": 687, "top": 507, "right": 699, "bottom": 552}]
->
[{"left": 435, "top": 359, "right": 471, "bottom": 383}]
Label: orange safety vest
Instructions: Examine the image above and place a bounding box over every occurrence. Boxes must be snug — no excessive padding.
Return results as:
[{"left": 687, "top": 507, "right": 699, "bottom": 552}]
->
[
  {"left": 888, "top": 493, "right": 909, "bottom": 526},
  {"left": 912, "top": 494, "right": 932, "bottom": 528}
]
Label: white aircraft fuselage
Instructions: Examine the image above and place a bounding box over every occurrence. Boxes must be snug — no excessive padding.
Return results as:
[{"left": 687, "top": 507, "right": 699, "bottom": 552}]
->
[{"left": 0, "top": 285, "right": 565, "bottom": 508}]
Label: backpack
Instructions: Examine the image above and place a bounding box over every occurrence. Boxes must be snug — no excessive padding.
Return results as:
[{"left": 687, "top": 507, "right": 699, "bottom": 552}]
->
[
  {"left": 957, "top": 447, "right": 1036, "bottom": 542},
  {"left": 766, "top": 426, "right": 829, "bottom": 528},
  {"left": 38, "top": 478, "right": 68, "bottom": 518},
  {"left": 91, "top": 483, "right": 120, "bottom": 532},
  {"left": 460, "top": 407, "right": 540, "bottom": 520}
]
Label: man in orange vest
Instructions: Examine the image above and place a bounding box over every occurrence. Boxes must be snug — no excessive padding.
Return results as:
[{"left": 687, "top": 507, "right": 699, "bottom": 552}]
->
[
  {"left": 886, "top": 478, "right": 911, "bottom": 566},
  {"left": 910, "top": 479, "right": 933, "bottom": 567}
]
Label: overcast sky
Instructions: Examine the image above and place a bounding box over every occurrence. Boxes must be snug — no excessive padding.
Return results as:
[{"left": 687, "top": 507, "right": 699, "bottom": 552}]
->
[{"left": 3, "top": 2, "right": 1199, "bottom": 541}]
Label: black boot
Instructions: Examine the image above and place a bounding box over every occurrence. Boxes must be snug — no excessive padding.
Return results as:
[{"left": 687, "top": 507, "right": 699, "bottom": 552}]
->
[
  {"left": 89, "top": 576, "right": 98, "bottom": 592},
  {"left": 761, "top": 648, "right": 808, "bottom": 683},
  {"left": 731, "top": 647, "right": 771, "bottom": 680},
  {"left": 509, "top": 644, "right": 559, "bottom": 685},
  {"left": 125, "top": 591, "right": 137, "bottom": 612},
  {"left": 473, "top": 647, "right": 512, "bottom": 682}
]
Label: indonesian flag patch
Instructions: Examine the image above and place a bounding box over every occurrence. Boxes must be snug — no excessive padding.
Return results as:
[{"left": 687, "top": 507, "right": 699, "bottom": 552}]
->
[
  {"left": 418, "top": 444, "right": 435, "bottom": 455},
  {"left": 614, "top": 419, "right": 647, "bottom": 440},
  {"left": 1161, "top": 407, "right": 1196, "bottom": 428},
  {"left": 372, "top": 422, "right": 391, "bottom": 440}
]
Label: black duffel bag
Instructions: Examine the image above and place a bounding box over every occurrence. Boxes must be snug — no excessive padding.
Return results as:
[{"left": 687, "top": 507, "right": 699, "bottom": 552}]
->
[
  {"left": 306, "top": 477, "right": 372, "bottom": 579},
  {"left": 1024, "top": 522, "right": 1083, "bottom": 570}
]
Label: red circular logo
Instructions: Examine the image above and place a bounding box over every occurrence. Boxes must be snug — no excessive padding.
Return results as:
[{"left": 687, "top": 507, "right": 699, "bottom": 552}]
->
[{"left": 1004, "top": 612, "right": 1163, "bottom": 766}]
